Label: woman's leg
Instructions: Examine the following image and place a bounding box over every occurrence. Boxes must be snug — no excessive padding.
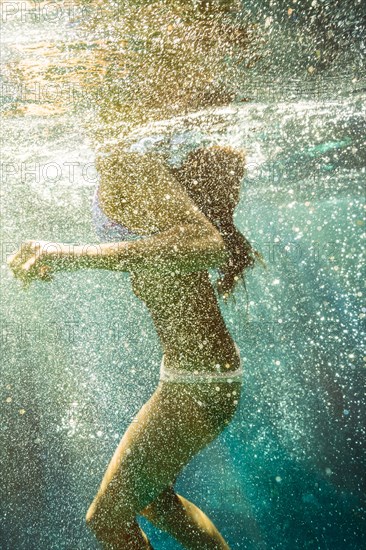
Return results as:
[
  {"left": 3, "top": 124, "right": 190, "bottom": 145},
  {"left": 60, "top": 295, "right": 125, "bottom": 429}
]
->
[
  {"left": 85, "top": 380, "right": 241, "bottom": 549},
  {"left": 140, "top": 484, "right": 231, "bottom": 550},
  {"left": 139, "top": 381, "right": 242, "bottom": 549}
]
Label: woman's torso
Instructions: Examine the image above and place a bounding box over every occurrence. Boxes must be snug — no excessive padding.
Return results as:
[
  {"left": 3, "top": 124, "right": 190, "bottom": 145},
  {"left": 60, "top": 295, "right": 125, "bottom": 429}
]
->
[
  {"left": 130, "top": 269, "right": 241, "bottom": 373},
  {"left": 91, "top": 130, "right": 241, "bottom": 374}
]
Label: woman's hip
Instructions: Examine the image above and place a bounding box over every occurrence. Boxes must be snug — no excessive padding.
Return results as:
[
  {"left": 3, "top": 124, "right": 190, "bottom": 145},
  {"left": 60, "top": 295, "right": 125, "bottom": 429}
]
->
[
  {"left": 159, "top": 341, "right": 243, "bottom": 383},
  {"left": 157, "top": 377, "right": 242, "bottom": 436}
]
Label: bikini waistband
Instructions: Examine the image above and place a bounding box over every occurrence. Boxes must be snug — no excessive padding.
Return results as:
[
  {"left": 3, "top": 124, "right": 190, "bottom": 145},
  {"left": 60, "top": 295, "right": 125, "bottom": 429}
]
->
[{"left": 159, "top": 343, "right": 243, "bottom": 384}]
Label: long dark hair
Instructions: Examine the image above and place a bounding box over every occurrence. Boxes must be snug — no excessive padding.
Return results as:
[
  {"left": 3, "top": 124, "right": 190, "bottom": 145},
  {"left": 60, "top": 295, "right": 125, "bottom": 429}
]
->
[{"left": 172, "top": 145, "right": 265, "bottom": 299}]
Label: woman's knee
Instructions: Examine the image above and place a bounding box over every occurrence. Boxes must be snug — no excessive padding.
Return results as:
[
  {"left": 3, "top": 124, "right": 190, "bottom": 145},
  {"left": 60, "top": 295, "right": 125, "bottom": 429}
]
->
[
  {"left": 85, "top": 494, "right": 135, "bottom": 540},
  {"left": 141, "top": 484, "right": 176, "bottom": 523},
  {"left": 85, "top": 499, "right": 109, "bottom": 538}
]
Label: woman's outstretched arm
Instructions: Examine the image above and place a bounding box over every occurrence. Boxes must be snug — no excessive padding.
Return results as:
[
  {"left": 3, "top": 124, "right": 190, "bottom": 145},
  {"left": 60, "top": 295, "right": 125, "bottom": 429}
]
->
[{"left": 7, "top": 218, "right": 228, "bottom": 285}]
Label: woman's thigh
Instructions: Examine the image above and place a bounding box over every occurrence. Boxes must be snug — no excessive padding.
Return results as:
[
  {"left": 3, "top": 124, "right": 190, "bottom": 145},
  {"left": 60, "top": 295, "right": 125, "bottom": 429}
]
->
[{"left": 87, "top": 380, "right": 242, "bottom": 523}]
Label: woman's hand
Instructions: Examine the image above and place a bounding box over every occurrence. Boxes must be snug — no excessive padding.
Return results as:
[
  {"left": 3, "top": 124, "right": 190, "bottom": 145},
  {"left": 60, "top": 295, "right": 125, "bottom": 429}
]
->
[
  {"left": 6, "top": 240, "right": 117, "bottom": 287},
  {"left": 7, "top": 240, "right": 60, "bottom": 289}
]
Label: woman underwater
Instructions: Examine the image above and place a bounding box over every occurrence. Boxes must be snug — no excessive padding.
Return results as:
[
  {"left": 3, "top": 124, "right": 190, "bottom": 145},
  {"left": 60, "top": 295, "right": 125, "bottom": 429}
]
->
[{"left": 7, "top": 2, "right": 264, "bottom": 549}]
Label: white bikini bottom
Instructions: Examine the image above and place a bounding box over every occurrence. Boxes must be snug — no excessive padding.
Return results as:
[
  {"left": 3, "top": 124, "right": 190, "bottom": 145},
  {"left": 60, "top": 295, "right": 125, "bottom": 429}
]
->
[{"left": 159, "top": 343, "right": 243, "bottom": 384}]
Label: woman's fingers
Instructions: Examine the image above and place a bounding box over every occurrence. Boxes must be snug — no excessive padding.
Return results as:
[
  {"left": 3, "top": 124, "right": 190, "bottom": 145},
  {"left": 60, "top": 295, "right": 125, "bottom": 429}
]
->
[
  {"left": 8, "top": 252, "right": 33, "bottom": 279},
  {"left": 7, "top": 241, "right": 37, "bottom": 269},
  {"left": 7, "top": 240, "right": 59, "bottom": 289},
  {"left": 7, "top": 248, "right": 27, "bottom": 268},
  {"left": 22, "top": 251, "right": 40, "bottom": 273},
  {"left": 7, "top": 240, "right": 52, "bottom": 285},
  {"left": 7, "top": 251, "right": 18, "bottom": 266}
]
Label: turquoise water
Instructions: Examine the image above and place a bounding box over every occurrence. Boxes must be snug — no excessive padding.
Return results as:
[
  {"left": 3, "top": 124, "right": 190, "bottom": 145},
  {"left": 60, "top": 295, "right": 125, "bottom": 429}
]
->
[{"left": 1, "top": 3, "right": 365, "bottom": 549}]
